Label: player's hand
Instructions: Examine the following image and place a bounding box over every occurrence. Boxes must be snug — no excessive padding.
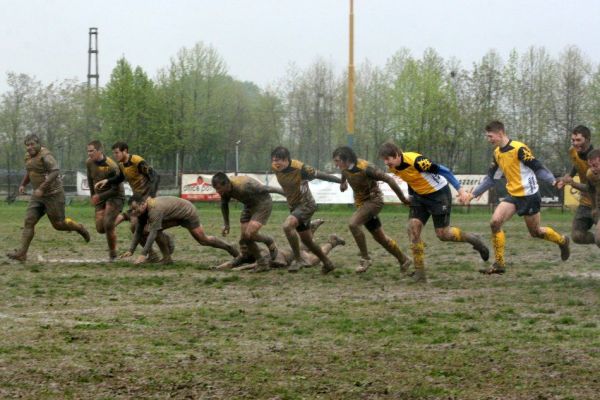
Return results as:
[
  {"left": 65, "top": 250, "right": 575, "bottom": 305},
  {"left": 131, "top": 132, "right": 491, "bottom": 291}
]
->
[
  {"left": 340, "top": 181, "right": 348, "bottom": 192},
  {"left": 134, "top": 255, "right": 147, "bottom": 265},
  {"left": 119, "top": 250, "right": 133, "bottom": 259},
  {"left": 33, "top": 188, "right": 43, "bottom": 198},
  {"left": 18, "top": 185, "right": 26, "bottom": 195},
  {"left": 91, "top": 194, "right": 100, "bottom": 205},
  {"left": 555, "top": 180, "right": 565, "bottom": 189},
  {"left": 94, "top": 179, "right": 108, "bottom": 190},
  {"left": 221, "top": 225, "right": 230, "bottom": 237},
  {"left": 562, "top": 176, "right": 573, "bottom": 185}
]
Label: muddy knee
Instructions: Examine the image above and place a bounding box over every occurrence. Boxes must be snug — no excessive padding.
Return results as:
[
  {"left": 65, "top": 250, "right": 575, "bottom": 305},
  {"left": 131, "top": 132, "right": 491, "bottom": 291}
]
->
[{"left": 490, "top": 219, "right": 503, "bottom": 233}]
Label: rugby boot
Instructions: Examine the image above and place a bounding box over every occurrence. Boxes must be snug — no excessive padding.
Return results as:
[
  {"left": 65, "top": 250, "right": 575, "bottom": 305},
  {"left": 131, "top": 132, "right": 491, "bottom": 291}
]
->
[
  {"left": 321, "top": 260, "right": 335, "bottom": 274},
  {"left": 471, "top": 235, "right": 490, "bottom": 261},
  {"left": 479, "top": 262, "right": 505, "bottom": 275},
  {"left": 411, "top": 268, "right": 427, "bottom": 283},
  {"left": 328, "top": 234, "right": 346, "bottom": 247},
  {"left": 355, "top": 257, "right": 372, "bottom": 273},
  {"left": 559, "top": 236, "right": 570, "bottom": 261},
  {"left": 76, "top": 224, "right": 91, "bottom": 243},
  {"left": 160, "top": 255, "right": 174, "bottom": 265},
  {"left": 311, "top": 218, "right": 326, "bottom": 231},
  {"left": 399, "top": 255, "right": 413, "bottom": 274},
  {"left": 6, "top": 249, "right": 27, "bottom": 262},
  {"left": 108, "top": 249, "right": 118, "bottom": 262}
]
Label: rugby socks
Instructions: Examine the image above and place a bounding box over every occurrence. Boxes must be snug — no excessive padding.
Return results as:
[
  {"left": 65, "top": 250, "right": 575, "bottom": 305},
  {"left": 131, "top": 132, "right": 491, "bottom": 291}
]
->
[
  {"left": 542, "top": 227, "right": 566, "bottom": 245},
  {"left": 448, "top": 227, "right": 463, "bottom": 241},
  {"left": 64, "top": 217, "right": 81, "bottom": 231},
  {"left": 410, "top": 241, "right": 425, "bottom": 269},
  {"left": 382, "top": 237, "right": 409, "bottom": 264},
  {"left": 492, "top": 230, "right": 505, "bottom": 267}
]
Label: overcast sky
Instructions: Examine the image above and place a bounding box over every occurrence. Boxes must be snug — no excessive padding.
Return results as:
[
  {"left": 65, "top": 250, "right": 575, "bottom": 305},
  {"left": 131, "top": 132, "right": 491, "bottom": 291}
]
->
[{"left": 1, "top": 0, "right": 600, "bottom": 92}]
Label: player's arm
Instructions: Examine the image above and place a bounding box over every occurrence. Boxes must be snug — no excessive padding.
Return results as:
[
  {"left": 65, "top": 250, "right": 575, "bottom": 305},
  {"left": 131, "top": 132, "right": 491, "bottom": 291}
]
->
[
  {"left": 339, "top": 174, "right": 348, "bottom": 192},
  {"left": 138, "top": 161, "right": 159, "bottom": 197},
  {"left": 302, "top": 164, "right": 341, "bottom": 184},
  {"left": 18, "top": 173, "right": 30, "bottom": 194},
  {"left": 86, "top": 166, "right": 95, "bottom": 197},
  {"left": 220, "top": 195, "right": 231, "bottom": 236},
  {"left": 569, "top": 181, "right": 590, "bottom": 192},
  {"left": 368, "top": 166, "right": 409, "bottom": 205},
  {"left": 100, "top": 169, "right": 125, "bottom": 189},
  {"left": 127, "top": 218, "right": 145, "bottom": 255},
  {"left": 266, "top": 186, "right": 285, "bottom": 196},
  {"left": 414, "top": 156, "right": 469, "bottom": 203},
  {"left": 468, "top": 161, "right": 500, "bottom": 203},
  {"left": 36, "top": 154, "right": 60, "bottom": 196},
  {"left": 518, "top": 147, "right": 556, "bottom": 185}
]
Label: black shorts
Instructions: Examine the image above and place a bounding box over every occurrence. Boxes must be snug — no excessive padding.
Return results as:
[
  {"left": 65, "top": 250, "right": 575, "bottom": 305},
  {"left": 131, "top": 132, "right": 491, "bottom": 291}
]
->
[
  {"left": 409, "top": 185, "right": 451, "bottom": 229},
  {"left": 502, "top": 193, "right": 541, "bottom": 216}
]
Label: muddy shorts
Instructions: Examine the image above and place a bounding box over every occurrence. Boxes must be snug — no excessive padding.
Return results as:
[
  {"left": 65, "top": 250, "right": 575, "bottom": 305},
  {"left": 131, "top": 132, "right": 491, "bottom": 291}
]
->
[
  {"left": 355, "top": 200, "right": 384, "bottom": 232},
  {"left": 240, "top": 199, "right": 273, "bottom": 225},
  {"left": 573, "top": 205, "right": 594, "bottom": 231},
  {"left": 95, "top": 197, "right": 125, "bottom": 214},
  {"left": 26, "top": 191, "right": 66, "bottom": 224},
  {"left": 290, "top": 201, "right": 317, "bottom": 232}
]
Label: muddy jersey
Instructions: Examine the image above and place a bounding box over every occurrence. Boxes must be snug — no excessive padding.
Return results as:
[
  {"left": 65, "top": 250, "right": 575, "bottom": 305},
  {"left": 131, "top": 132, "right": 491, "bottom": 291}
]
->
[
  {"left": 25, "top": 147, "right": 62, "bottom": 195},
  {"left": 146, "top": 196, "right": 198, "bottom": 231},
  {"left": 86, "top": 156, "right": 125, "bottom": 199},
  {"left": 388, "top": 152, "right": 447, "bottom": 196},
  {"left": 569, "top": 146, "right": 593, "bottom": 207},
  {"left": 342, "top": 159, "right": 385, "bottom": 207},
  {"left": 119, "top": 154, "right": 153, "bottom": 197},
  {"left": 221, "top": 175, "right": 272, "bottom": 206},
  {"left": 273, "top": 159, "right": 317, "bottom": 209}
]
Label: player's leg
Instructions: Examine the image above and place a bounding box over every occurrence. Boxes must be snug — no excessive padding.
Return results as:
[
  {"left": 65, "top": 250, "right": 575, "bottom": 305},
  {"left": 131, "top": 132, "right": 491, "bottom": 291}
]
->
[
  {"left": 483, "top": 201, "right": 517, "bottom": 274},
  {"left": 348, "top": 207, "right": 372, "bottom": 271},
  {"left": 302, "top": 233, "right": 346, "bottom": 267},
  {"left": 7, "top": 199, "right": 45, "bottom": 261},
  {"left": 434, "top": 219, "right": 490, "bottom": 262},
  {"left": 189, "top": 225, "right": 239, "bottom": 257},
  {"left": 371, "top": 225, "right": 412, "bottom": 272},
  {"left": 46, "top": 192, "right": 90, "bottom": 242},
  {"left": 282, "top": 214, "right": 302, "bottom": 264},
  {"left": 298, "top": 227, "right": 335, "bottom": 274},
  {"left": 524, "top": 213, "right": 570, "bottom": 261},
  {"left": 408, "top": 216, "right": 427, "bottom": 282},
  {"left": 571, "top": 205, "right": 594, "bottom": 244},
  {"left": 95, "top": 207, "right": 106, "bottom": 234}
]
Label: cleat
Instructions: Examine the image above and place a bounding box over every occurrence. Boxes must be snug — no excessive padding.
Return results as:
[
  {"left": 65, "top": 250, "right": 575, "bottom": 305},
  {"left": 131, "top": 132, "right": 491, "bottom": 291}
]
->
[
  {"left": 267, "top": 242, "right": 279, "bottom": 261},
  {"left": 321, "top": 260, "right": 335, "bottom": 274},
  {"left": 77, "top": 224, "right": 91, "bottom": 243},
  {"left": 399, "top": 257, "right": 412, "bottom": 274},
  {"left": 159, "top": 256, "right": 173, "bottom": 265},
  {"left": 472, "top": 235, "right": 490, "bottom": 261},
  {"left": 108, "top": 250, "right": 118, "bottom": 262},
  {"left": 145, "top": 251, "right": 161, "bottom": 264},
  {"left": 328, "top": 234, "right": 346, "bottom": 247},
  {"left": 6, "top": 250, "right": 26, "bottom": 262},
  {"left": 559, "top": 236, "right": 570, "bottom": 261},
  {"left": 355, "top": 258, "right": 372, "bottom": 273},
  {"left": 410, "top": 269, "right": 427, "bottom": 283},
  {"left": 479, "top": 262, "right": 505, "bottom": 275},
  {"left": 311, "top": 218, "right": 326, "bottom": 231}
]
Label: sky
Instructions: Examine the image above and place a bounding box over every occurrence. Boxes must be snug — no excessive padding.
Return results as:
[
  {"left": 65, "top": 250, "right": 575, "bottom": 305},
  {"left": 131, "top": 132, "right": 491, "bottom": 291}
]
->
[{"left": 1, "top": 0, "right": 600, "bottom": 92}]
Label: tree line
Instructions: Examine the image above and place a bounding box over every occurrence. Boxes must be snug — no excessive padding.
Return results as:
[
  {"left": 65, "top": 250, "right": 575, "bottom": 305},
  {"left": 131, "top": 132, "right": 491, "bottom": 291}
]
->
[{"left": 1, "top": 42, "right": 599, "bottom": 185}]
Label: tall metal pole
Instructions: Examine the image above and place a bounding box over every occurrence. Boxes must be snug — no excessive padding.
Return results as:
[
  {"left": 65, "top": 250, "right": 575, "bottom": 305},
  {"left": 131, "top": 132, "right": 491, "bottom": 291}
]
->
[{"left": 347, "top": 0, "right": 355, "bottom": 148}]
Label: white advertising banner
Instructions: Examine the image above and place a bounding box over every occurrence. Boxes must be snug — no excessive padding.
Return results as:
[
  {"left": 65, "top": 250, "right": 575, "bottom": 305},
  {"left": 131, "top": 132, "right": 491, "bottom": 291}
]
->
[
  {"left": 77, "top": 171, "right": 132, "bottom": 197},
  {"left": 180, "top": 172, "right": 488, "bottom": 205}
]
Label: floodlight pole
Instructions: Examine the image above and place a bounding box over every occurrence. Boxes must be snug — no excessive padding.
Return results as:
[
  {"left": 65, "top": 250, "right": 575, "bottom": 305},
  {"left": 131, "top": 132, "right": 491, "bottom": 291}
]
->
[
  {"left": 235, "top": 140, "right": 241, "bottom": 176},
  {"left": 347, "top": 0, "right": 355, "bottom": 148}
]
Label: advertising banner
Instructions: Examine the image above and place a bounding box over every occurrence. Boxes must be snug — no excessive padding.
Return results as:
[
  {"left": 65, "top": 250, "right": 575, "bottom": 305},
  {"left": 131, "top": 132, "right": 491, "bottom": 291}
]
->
[
  {"left": 77, "top": 171, "right": 132, "bottom": 197},
  {"left": 181, "top": 172, "right": 489, "bottom": 206}
]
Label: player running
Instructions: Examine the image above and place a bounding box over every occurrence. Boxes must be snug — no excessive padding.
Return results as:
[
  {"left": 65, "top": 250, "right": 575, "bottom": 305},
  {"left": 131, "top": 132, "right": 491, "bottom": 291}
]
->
[
  {"left": 463, "top": 120, "right": 570, "bottom": 274},
  {"left": 211, "top": 172, "right": 284, "bottom": 270},
  {"left": 86, "top": 140, "right": 125, "bottom": 261},
  {"left": 7, "top": 134, "right": 90, "bottom": 261},
  {"left": 332, "top": 146, "right": 412, "bottom": 273},
  {"left": 379, "top": 141, "right": 489, "bottom": 282},
  {"left": 271, "top": 146, "right": 341, "bottom": 274}
]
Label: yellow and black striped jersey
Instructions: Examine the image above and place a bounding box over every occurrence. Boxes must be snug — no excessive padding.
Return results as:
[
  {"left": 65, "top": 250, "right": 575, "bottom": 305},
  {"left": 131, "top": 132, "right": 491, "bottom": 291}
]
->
[
  {"left": 492, "top": 140, "right": 541, "bottom": 197},
  {"left": 273, "top": 159, "right": 317, "bottom": 209},
  {"left": 387, "top": 152, "right": 448, "bottom": 196}
]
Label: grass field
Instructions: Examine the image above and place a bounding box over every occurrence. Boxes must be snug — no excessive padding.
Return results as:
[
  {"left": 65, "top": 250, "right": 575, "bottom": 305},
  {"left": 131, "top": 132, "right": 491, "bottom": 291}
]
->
[{"left": 0, "top": 201, "right": 599, "bottom": 399}]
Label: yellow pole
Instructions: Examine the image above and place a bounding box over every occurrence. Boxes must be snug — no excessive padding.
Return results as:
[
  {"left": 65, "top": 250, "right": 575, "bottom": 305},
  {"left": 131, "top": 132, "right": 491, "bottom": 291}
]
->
[{"left": 347, "top": 0, "right": 355, "bottom": 148}]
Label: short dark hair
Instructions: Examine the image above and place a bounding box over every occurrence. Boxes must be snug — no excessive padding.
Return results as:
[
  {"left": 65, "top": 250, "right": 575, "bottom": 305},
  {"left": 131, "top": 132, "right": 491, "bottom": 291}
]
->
[
  {"left": 24, "top": 134, "right": 41, "bottom": 145},
  {"left": 130, "top": 193, "right": 146, "bottom": 205},
  {"left": 112, "top": 141, "right": 129, "bottom": 152},
  {"left": 485, "top": 120, "right": 505, "bottom": 133},
  {"left": 88, "top": 140, "right": 102, "bottom": 151},
  {"left": 378, "top": 142, "right": 402, "bottom": 159},
  {"left": 332, "top": 146, "right": 357, "bottom": 164},
  {"left": 211, "top": 172, "right": 230, "bottom": 187},
  {"left": 572, "top": 125, "right": 591, "bottom": 141},
  {"left": 587, "top": 148, "right": 600, "bottom": 161},
  {"left": 270, "top": 146, "right": 290, "bottom": 161}
]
